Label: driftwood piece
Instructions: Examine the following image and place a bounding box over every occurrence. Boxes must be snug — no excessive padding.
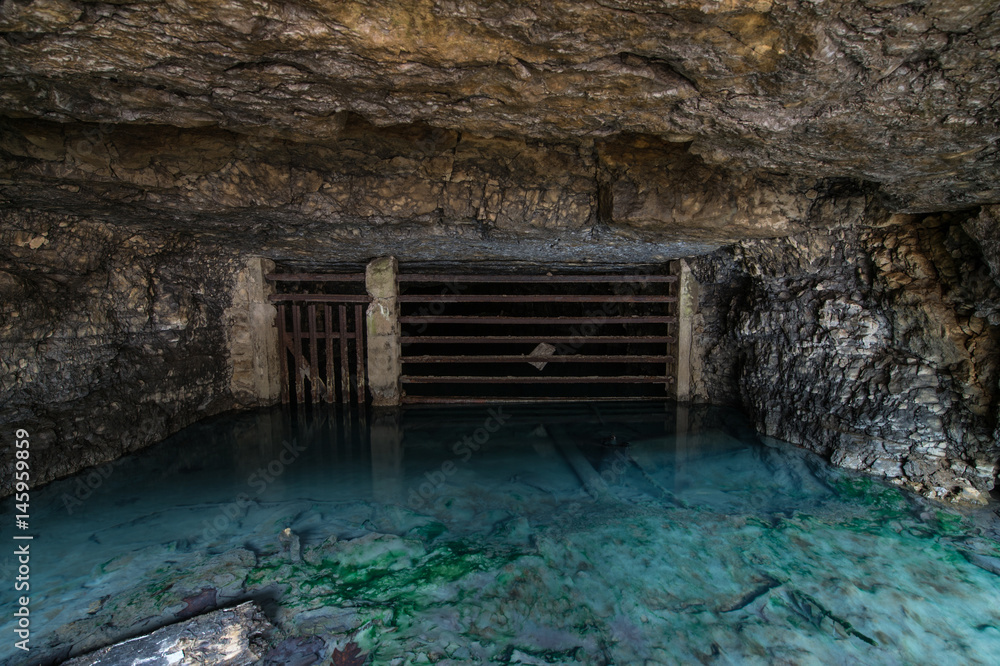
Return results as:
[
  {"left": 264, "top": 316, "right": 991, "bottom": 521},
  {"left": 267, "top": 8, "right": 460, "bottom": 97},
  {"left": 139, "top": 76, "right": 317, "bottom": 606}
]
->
[{"left": 62, "top": 602, "right": 272, "bottom": 666}]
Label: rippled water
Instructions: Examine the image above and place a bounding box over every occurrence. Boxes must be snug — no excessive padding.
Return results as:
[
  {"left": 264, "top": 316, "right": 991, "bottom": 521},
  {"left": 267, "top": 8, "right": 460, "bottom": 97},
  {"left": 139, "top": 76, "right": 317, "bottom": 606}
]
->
[{"left": 2, "top": 403, "right": 999, "bottom": 665}]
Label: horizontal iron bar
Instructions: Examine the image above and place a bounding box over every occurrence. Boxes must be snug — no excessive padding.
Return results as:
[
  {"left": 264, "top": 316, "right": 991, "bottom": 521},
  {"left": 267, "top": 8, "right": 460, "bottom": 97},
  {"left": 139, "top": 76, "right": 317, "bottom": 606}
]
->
[
  {"left": 402, "top": 355, "right": 672, "bottom": 364},
  {"left": 399, "top": 315, "right": 676, "bottom": 324},
  {"left": 399, "top": 274, "right": 677, "bottom": 283},
  {"left": 402, "top": 396, "right": 669, "bottom": 404},
  {"left": 282, "top": 332, "right": 358, "bottom": 342},
  {"left": 266, "top": 273, "right": 366, "bottom": 281},
  {"left": 400, "top": 335, "right": 676, "bottom": 344},
  {"left": 399, "top": 294, "right": 675, "bottom": 303},
  {"left": 402, "top": 375, "right": 672, "bottom": 384},
  {"left": 270, "top": 294, "right": 371, "bottom": 303}
]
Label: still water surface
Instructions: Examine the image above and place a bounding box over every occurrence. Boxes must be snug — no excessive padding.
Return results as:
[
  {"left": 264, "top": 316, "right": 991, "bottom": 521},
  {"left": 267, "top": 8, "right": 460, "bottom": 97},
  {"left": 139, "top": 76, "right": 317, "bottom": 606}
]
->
[{"left": 2, "top": 403, "right": 999, "bottom": 664}]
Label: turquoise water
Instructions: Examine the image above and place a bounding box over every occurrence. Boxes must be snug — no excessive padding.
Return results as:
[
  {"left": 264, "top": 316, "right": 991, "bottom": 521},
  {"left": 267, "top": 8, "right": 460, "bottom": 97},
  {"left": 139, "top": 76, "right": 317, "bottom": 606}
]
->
[{"left": 2, "top": 403, "right": 999, "bottom": 665}]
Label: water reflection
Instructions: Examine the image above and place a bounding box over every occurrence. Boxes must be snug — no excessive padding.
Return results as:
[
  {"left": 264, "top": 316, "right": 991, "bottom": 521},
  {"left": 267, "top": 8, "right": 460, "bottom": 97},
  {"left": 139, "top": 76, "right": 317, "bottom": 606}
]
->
[{"left": 2, "top": 403, "right": 999, "bottom": 665}]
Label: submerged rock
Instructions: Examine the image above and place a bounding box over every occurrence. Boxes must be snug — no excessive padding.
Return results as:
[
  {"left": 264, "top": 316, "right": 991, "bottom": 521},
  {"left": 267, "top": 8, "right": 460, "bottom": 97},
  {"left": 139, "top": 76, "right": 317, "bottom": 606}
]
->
[
  {"left": 260, "top": 635, "right": 327, "bottom": 666},
  {"left": 176, "top": 587, "right": 218, "bottom": 620},
  {"left": 280, "top": 527, "right": 302, "bottom": 563}
]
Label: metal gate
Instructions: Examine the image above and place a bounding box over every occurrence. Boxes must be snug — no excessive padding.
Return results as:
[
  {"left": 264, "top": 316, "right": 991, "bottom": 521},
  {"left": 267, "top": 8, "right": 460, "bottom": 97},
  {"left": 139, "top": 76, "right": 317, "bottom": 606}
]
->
[
  {"left": 267, "top": 273, "right": 370, "bottom": 407},
  {"left": 397, "top": 264, "right": 679, "bottom": 404},
  {"left": 267, "top": 263, "right": 680, "bottom": 407}
]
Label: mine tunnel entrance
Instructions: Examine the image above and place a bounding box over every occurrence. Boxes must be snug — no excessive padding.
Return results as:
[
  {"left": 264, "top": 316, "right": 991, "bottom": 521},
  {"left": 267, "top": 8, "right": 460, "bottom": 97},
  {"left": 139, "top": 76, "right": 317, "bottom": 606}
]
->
[{"left": 267, "top": 262, "right": 682, "bottom": 407}]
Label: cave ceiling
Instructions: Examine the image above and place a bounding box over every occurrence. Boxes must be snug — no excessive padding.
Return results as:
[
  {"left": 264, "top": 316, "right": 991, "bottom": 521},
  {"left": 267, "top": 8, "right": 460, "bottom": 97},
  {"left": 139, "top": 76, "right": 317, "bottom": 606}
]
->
[{"left": 1, "top": 0, "right": 999, "bottom": 263}]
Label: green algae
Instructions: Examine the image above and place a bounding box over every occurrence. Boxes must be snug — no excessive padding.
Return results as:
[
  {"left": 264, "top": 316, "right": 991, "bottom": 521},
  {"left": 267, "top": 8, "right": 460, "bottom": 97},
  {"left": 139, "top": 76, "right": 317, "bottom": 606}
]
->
[
  {"left": 408, "top": 520, "right": 448, "bottom": 542},
  {"left": 931, "top": 509, "right": 974, "bottom": 536},
  {"left": 830, "top": 475, "right": 912, "bottom": 516},
  {"left": 245, "top": 537, "right": 522, "bottom": 620}
]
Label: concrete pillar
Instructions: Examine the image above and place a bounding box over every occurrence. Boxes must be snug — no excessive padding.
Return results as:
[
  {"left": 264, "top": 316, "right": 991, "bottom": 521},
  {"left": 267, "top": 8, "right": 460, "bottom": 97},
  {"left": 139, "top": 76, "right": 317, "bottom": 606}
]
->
[
  {"left": 366, "top": 256, "right": 402, "bottom": 407},
  {"left": 675, "top": 258, "right": 696, "bottom": 402},
  {"left": 227, "top": 256, "right": 281, "bottom": 405}
]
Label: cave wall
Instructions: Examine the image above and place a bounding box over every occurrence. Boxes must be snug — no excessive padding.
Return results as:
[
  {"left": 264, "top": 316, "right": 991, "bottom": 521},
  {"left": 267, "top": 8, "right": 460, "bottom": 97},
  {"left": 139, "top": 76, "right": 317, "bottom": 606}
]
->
[
  {"left": 0, "top": 117, "right": 820, "bottom": 495},
  {"left": 1, "top": 1, "right": 999, "bottom": 505},
  {"left": 0, "top": 209, "right": 248, "bottom": 494},
  {"left": 0, "top": 117, "right": 811, "bottom": 263},
  {"left": 691, "top": 203, "right": 1000, "bottom": 503},
  {"left": 2, "top": 0, "right": 998, "bottom": 211},
  {"left": 3, "top": 197, "right": 998, "bottom": 504}
]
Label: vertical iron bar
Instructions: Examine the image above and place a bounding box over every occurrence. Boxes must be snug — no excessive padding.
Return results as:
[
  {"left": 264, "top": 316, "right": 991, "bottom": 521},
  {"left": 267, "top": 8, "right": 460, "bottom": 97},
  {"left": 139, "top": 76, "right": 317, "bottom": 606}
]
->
[
  {"left": 354, "top": 303, "right": 366, "bottom": 405},
  {"left": 308, "top": 303, "right": 320, "bottom": 405},
  {"left": 278, "top": 303, "right": 289, "bottom": 404},
  {"left": 339, "top": 305, "right": 351, "bottom": 404},
  {"left": 292, "top": 303, "right": 304, "bottom": 405},
  {"left": 325, "top": 304, "right": 335, "bottom": 404}
]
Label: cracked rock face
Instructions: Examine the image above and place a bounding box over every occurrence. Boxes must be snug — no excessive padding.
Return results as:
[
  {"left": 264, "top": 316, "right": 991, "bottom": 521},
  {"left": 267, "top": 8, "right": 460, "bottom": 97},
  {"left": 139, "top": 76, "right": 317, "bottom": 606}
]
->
[
  {"left": 0, "top": 116, "right": 814, "bottom": 262},
  {"left": 691, "top": 207, "right": 1000, "bottom": 504},
  {"left": 1, "top": 0, "right": 999, "bottom": 211},
  {"left": 0, "top": 209, "right": 240, "bottom": 494}
]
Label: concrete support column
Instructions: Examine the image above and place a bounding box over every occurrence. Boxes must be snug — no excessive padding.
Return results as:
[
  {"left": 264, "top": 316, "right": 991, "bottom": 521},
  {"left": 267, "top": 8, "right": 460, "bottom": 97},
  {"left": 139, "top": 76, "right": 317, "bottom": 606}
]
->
[
  {"left": 366, "top": 256, "right": 402, "bottom": 407},
  {"left": 227, "top": 256, "right": 281, "bottom": 405},
  {"left": 675, "top": 258, "right": 696, "bottom": 402}
]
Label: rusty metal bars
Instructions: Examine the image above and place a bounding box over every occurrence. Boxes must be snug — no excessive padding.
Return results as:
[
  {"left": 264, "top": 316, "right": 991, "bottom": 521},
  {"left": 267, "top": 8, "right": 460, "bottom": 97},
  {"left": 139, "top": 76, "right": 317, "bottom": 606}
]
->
[
  {"left": 397, "top": 270, "right": 679, "bottom": 403},
  {"left": 277, "top": 304, "right": 290, "bottom": 404},
  {"left": 400, "top": 274, "right": 677, "bottom": 283},
  {"left": 267, "top": 274, "right": 369, "bottom": 407},
  {"left": 324, "top": 305, "right": 335, "bottom": 403},
  {"left": 355, "top": 304, "right": 367, "bottom": 405}
]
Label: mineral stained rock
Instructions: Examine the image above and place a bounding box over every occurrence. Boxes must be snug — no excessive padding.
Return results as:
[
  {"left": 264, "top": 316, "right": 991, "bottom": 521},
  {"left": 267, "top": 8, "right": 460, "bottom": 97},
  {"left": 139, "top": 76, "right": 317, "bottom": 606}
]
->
[{"left": 0, "top": 116, "right": 806, "bottom": 259}]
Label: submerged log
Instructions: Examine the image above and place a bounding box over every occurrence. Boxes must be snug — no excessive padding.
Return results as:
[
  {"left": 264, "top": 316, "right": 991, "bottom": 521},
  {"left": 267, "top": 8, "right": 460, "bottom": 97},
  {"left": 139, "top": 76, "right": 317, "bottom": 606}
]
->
[{"left": 62, "top": 602, "right": 272, "bottom": 666}]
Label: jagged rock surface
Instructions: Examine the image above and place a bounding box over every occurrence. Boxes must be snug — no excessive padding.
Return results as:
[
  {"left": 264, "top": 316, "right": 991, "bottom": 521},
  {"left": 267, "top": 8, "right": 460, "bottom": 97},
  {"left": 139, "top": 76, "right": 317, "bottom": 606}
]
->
[
  {"left": 0, "top": 209, "right": 241, "bottom": 494},
  {"left": 692, "top": 206, "right": 1000, "bottom": 503},
  {"left": 0, "top": 117, "right": 810, "bottom": 262}
]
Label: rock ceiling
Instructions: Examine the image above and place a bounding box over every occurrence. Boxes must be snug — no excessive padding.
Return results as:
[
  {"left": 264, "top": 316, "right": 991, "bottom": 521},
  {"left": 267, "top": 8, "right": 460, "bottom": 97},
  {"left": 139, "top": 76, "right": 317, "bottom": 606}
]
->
[{"left": 1, "top": 0, "right": 999, "bottom": 260}]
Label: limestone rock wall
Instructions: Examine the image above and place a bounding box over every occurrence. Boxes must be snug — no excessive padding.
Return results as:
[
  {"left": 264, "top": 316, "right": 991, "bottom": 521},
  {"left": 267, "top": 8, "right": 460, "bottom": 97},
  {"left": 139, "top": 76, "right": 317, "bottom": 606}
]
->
[
  {"left": 2, "top": 0, "right": 998, "bottom": 210},
  {"left": 692, "top": 204, "right": 1000, "bottom": 503},
  {"left": 0, "top": 209, "right": 243, "bottom": 494},
  {"left": 0, "top": 118, "right": 811, "bottom": 262},
  {"left": 2, "top": 0, "right": 998, "bottom": 505}
]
